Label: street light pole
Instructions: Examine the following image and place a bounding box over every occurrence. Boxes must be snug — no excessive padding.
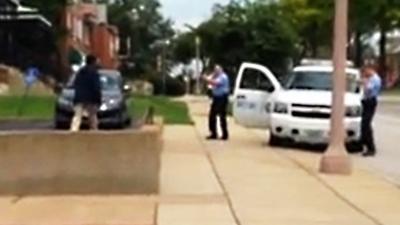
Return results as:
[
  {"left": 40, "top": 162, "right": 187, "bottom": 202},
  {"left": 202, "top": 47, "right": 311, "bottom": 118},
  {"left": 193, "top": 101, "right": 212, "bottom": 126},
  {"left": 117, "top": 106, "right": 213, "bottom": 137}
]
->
[
  {"left": 195, "top": 36, "right": 201, "bottom": 95},
  {"left": 162, "top": 43, "right": 166, "bottom": 95},
  {"left": 162, "top": 39, "right": 170, "bottom": 95},
  {"left": 319, "top": 0, "right": 352, "bottom": 175}
]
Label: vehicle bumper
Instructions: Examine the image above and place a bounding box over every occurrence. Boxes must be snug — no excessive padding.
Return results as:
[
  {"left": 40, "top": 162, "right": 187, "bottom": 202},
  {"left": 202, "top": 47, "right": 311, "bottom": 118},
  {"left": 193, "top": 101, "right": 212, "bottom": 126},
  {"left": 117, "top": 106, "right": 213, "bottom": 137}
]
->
[
  {"left": 269, "top": 113, "right": 361, "bottom": 144},
  {"left": 55, "top": 106, "right": 128, "bottom": 127}
]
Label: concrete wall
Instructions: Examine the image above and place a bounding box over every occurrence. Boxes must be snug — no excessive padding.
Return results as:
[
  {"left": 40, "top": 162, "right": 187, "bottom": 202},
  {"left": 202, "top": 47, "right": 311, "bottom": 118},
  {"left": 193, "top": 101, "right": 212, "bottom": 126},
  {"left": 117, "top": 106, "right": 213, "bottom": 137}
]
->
[{"left": 0, "top": 121, "right": 163, "bottom": 195}]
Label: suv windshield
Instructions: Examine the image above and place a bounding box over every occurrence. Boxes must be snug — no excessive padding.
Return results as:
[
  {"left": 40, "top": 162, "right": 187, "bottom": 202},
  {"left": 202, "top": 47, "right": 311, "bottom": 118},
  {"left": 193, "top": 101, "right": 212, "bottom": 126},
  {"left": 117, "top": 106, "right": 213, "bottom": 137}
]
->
[
  {"left": 284, "top": 71, "right": 359, "bottom": 93},
  {"left": 100, "top": 75, "right": 120, "bottom": 91},
  {"left": 66, "top": 72, "right": 121, "bottom": 91}
]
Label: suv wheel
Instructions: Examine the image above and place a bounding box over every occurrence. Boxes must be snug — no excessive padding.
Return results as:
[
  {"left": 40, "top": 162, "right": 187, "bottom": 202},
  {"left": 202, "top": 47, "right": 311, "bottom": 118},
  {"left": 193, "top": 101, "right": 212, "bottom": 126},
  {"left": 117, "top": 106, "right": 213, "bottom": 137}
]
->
[
  {"left": 346, "top": 141, "right": 363, "bottom": 153},
  {"left": 269, "top": 134, "right": 283, "bottom": 147}
]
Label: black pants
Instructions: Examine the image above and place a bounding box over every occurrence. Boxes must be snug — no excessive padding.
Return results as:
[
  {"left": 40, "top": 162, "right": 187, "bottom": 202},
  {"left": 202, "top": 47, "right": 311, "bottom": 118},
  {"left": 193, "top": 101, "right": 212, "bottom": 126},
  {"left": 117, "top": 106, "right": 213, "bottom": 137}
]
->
[
  {"left": 209, "top": 95, "right": 229, "bottom": 138},
  {"left": 361, "top": 98, "right": 378, "bottom": 153}
]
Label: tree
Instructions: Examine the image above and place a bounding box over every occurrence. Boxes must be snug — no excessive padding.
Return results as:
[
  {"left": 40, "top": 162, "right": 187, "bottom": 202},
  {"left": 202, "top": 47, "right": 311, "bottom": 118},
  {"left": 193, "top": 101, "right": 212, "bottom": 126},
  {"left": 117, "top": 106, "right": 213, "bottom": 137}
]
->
[
  {"left": 106, "top": 0, "right": 174, "bottom": 78},
  {"left": 20, "top": 0, "right": 69, "bottom": 80},
  {"left": 375, "top": 0, "right": 400, "bottom": 78},
  {"left": 278, "top": 0, "right": 333, "bottom": 59},
  {"left": 22, "top": 0, "right": 174, "bottom": 80},
  {"left": 172, "top": 0, "right": 299, "bottom": 78}
]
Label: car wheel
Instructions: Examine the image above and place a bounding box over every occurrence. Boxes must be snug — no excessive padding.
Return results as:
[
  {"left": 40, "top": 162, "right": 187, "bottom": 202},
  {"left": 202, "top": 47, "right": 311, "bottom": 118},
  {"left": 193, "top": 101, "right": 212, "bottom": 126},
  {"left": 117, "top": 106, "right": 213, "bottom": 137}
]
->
[
  {"left": 347, "top": 141, "right": 363, "bottom": 153},
  {"left": 55, "top": 121, "right": 69, "bottom": 130},
  {"left": 269, "top": 134, "right": 283, "bottom": 147},
  {"left": 115, "top": 113, "right": 127, "bottom": 129},
  {"left": 125, "top": 117, "right": 132, "bottom": 127}
]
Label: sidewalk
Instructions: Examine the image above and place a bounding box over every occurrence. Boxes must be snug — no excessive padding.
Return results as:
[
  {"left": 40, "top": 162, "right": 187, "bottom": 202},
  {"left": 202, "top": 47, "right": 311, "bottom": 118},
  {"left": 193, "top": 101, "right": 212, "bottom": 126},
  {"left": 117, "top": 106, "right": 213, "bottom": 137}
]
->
[
  {"left": 184, "top": 96, "right": 400, "bottom": 225},
  {"left": 380, "top": 95, "right": 400, "bottom": 102}
]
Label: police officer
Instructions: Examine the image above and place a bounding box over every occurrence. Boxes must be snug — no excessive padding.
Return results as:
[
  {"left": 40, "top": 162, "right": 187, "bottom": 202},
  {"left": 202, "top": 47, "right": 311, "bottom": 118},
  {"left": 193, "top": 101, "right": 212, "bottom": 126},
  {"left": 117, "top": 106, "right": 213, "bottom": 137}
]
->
[
  {"left": 204, "top": 65, "right": 230, "bottom": 140},
  {"left": 360, "top": 66, "right": 382, "bottom": 157}
]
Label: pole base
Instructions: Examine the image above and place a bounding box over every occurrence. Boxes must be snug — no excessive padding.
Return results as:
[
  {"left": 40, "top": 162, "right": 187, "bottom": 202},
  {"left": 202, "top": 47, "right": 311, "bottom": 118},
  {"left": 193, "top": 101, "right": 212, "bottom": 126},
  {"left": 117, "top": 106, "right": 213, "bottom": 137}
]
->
[{"left": 319, "top": 147, "right": 352, "bottom": 175}]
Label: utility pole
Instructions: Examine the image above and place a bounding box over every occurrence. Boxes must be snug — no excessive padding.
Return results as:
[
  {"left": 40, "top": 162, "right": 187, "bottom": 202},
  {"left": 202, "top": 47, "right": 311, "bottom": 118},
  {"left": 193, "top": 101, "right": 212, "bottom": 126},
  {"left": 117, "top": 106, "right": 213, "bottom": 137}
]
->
[
  {"left": 162, "top": 43, "right": 166, "bottom": 95},
  {"left": 162, "top": 40, "right": 170, "bottom": 95},
  {"left": 195, "top": 36, "right": 201, "bottom": 95},
  {"left": 319, "top": 0, "right": 352, "bottom": 175}
]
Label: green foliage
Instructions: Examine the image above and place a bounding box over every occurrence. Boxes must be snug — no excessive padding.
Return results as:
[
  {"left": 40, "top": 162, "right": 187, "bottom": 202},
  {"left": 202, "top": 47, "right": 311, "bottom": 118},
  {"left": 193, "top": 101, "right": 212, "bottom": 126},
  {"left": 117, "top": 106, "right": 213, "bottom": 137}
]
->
[
  {"left": 173, "top": 0, "right": 299, "bottom": 78},
  {"left": 279, "top": 0, "right": 333, "bottom": 58},
  {"left": 0, "top": 95, "right": 193, "bottom": 125},
  {"left": 147, "top": 74, "right": 186, "bottom": 97},
  {"left": 106, "top": 0, "right": 174, "bottom": 77},
  {"left": 172, "top": 0, "right": 400, "bottom": 79}
]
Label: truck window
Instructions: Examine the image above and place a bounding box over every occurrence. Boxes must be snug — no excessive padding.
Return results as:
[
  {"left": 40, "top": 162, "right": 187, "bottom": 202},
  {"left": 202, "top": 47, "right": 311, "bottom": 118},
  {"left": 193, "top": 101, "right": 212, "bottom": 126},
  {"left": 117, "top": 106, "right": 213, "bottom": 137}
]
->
[
  {"left": 240, "top": 68, "right": 273, "bottom": 91},
  {"left": 284, "top": 71, "right": 359, "bottom": 93}
]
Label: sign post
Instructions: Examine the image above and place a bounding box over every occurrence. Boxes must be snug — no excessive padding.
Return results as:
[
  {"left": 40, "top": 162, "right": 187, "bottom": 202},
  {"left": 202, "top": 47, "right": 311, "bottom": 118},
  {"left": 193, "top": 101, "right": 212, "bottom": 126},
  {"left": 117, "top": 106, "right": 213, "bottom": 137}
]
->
[{"left": 17, "top": 67, "right": 40, "bottom": 117}]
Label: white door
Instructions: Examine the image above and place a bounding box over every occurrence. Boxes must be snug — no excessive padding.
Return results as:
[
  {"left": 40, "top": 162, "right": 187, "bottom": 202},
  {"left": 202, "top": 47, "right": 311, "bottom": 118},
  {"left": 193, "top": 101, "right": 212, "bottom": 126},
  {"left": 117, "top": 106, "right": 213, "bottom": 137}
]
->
[{"left": 233, "top": 62, "right": 281, "bottom": 129}]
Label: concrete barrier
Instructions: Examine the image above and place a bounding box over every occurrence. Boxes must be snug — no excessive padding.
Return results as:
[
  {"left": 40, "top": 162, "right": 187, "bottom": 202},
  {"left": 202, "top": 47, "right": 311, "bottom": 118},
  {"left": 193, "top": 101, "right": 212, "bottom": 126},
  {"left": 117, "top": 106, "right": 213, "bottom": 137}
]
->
[{"left": 0, "top": 119, "right": 163, "bottom": 195}]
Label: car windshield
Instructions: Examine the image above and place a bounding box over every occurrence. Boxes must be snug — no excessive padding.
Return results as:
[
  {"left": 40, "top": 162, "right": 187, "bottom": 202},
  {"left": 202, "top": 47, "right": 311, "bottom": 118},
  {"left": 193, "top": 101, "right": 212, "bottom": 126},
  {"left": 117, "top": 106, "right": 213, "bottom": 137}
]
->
[
  {"left": 100, "top": 74, "right": 120, "bottom": 91},
  {"left": 67, "top": 72, "right": 121, "bottom": 91},
  {"left": 284, "top": 71, "right": 359, "bottom": 93}
]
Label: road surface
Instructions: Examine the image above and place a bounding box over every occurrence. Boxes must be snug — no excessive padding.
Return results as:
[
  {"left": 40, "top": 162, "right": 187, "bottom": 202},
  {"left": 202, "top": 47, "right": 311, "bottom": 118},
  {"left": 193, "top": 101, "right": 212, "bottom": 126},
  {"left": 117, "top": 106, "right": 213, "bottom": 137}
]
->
[{"left": 0, "top": 119, "right": 139, "bottom": 131}]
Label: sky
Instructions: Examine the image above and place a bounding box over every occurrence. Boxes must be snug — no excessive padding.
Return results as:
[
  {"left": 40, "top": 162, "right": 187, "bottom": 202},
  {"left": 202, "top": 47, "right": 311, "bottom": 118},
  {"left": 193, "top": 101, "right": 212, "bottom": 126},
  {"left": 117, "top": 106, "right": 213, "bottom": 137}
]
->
[{"left": 160, "top": 0, "right": 230, "bottom": 30}]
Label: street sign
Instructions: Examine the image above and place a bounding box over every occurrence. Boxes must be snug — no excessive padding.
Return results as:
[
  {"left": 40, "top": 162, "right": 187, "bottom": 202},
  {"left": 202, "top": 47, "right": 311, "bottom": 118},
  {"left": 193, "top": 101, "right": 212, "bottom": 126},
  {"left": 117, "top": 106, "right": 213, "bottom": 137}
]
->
[{"left": 24, "top": 66, "right": 40, "bottom": 88}]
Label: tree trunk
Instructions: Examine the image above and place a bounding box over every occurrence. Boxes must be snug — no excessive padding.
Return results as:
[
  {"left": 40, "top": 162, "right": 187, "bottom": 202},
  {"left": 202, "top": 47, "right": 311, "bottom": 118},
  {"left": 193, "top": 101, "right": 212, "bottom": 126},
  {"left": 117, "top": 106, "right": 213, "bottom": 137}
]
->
[
  {"left": 56, "top": 4, "right": 70, "bottom": 83},
  {"left": 379, "top": 26, "right": 387, "bottom": 84},
  {"left": 310, "top": 31, "right": 318, "bottom": 58},
  {"left": 354, "top": 31, "right": 363, "bottom": 67},
  {"left": 310, "top": 22, "right": 319, "bottom": 58}
]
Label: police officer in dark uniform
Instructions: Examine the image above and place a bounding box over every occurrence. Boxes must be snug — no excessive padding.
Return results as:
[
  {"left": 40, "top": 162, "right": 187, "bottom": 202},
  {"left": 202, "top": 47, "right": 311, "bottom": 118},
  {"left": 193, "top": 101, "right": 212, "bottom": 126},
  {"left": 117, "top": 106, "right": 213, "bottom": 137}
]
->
[{"left": 204, "top": 65, "right": 230, "bottom": 140}]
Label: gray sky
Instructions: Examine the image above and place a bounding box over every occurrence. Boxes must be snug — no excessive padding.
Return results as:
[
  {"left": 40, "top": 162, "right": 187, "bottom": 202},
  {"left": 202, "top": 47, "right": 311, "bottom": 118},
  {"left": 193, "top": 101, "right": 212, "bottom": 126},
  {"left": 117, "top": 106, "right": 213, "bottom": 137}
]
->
[{"left": 160, "top": 0, "right": 230, "bottom": 30}]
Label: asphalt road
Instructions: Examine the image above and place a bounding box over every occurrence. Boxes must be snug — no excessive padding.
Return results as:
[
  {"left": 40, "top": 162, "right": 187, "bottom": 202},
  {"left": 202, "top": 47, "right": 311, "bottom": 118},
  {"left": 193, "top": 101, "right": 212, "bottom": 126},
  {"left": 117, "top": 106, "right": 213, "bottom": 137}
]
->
[
  {"left": 0, "top": 119, "right": 139, "bottom": 131},
  {"left": 357, "top": 98, "right": 400, "bottom": 186}
]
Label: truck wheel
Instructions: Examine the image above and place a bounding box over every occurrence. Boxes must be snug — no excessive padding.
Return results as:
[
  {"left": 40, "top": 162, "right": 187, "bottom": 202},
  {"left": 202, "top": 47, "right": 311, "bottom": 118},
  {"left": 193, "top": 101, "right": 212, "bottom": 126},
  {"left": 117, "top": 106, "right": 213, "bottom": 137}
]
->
[
  {"left": 347, "top": 141, "right": 363, "bottom": 153},
  {"left": 269, "top": 134, "right": 283, "bottom": 147}
]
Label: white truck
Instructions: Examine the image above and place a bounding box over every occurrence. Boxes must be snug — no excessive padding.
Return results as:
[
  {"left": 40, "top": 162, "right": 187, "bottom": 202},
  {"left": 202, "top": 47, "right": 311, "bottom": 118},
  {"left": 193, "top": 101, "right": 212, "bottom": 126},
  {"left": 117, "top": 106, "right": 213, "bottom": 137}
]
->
[{"left": 232, "top": 60, "right": 363, "bottom": 151}]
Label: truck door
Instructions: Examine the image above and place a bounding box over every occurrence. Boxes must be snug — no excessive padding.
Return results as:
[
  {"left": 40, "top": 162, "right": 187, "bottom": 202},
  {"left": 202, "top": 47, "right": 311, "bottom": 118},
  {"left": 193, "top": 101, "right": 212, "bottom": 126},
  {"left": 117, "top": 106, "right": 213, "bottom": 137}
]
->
[{"left": 233, "top": 62, "right": 281, "bottom": 128}]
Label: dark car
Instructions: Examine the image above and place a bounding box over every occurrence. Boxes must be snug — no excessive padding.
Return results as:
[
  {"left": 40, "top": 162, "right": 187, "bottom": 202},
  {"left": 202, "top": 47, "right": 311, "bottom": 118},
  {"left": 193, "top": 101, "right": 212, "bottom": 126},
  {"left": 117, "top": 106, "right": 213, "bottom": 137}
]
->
[{"left": 55, "top": 69, "right": 132, "bottom": 129}]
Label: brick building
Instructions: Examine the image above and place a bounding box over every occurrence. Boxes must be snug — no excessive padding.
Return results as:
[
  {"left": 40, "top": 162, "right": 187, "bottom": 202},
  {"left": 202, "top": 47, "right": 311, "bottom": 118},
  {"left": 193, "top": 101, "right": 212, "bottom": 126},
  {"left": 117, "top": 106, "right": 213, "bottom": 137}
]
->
[{"left": 64, "top": 1, "right": 120, "bottom": 71}]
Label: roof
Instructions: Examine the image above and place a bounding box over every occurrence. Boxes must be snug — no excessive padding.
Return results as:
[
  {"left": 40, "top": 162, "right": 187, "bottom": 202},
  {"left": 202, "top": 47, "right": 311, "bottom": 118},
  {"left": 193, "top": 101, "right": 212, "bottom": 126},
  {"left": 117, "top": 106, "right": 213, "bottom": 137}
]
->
[
  {"left": 0, "top": 4, "right": 51, "bottom": 26},
  {"left": 99, "top": 69, "right": 121, "bottom": 78},
  {"left": 2, "top": 0, "right": 19, "bottom": 6},
  {"left": 294, "top": 65, "right": 360, "bottom": 75},
  {"left": 300, "top": 59, "right": 354, "bottom": 67}
]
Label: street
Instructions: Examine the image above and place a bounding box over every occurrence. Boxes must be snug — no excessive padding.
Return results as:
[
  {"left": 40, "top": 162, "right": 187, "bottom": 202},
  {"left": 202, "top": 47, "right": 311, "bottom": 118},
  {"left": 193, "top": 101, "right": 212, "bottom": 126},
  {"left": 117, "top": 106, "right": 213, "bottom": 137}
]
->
[{"left": 358, "top": 98, "right": 400, "bottom": 186}]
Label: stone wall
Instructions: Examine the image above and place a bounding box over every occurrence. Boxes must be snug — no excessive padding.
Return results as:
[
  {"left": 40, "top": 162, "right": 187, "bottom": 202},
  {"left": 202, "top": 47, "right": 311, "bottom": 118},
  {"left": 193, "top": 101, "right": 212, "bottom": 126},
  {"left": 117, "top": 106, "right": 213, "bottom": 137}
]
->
[
  {"left": 0, "top": 119, "right": 163, "bottom": 195},
  {"left": 0, "top": 65, "right": 53, "bottom": 96}
]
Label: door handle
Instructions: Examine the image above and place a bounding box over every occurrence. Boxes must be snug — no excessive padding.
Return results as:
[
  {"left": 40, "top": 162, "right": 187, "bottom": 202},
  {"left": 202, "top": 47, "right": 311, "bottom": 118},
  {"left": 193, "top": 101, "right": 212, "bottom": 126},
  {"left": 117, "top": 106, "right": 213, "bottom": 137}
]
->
[{"left": 237, "top": 95, "right": 246, "bottom": 99}]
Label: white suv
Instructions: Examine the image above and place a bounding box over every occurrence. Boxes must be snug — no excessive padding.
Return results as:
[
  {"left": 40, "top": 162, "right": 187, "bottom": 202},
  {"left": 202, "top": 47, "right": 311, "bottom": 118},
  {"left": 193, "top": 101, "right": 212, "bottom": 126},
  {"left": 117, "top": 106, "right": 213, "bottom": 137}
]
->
[{"left": 233, "top": 61, "right": 362, "bottom": 151}]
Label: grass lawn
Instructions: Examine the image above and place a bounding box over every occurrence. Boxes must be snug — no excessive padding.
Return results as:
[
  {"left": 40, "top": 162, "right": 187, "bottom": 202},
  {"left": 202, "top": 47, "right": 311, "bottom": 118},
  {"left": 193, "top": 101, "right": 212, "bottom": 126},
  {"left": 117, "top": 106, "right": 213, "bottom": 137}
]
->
[
  {"left": 0, "top": 95, "right": 56, "bottom": 119},
  {"left": 0, "top": 95, "right": 193, "bottom": 125},
  {"left": 129, "top": 95, "right": 192, "bottom": 125}
]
